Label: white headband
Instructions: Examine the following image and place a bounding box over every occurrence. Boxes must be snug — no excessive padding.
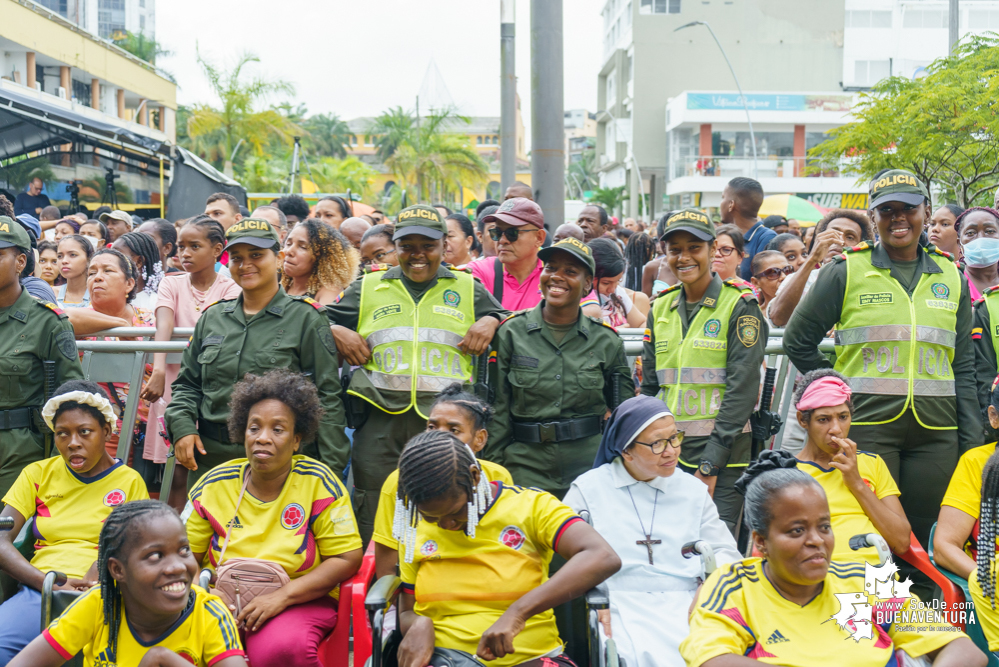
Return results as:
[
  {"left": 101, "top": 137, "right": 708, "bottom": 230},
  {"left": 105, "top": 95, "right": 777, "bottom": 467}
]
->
[{"left": 41, "top": 391, "right": 118, "bottom": 433}]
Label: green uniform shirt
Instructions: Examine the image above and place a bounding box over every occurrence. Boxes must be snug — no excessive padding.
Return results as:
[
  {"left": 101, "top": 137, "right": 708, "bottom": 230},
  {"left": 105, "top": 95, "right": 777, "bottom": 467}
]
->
[
  {"left": 0, "top": 289, "right": 83, "bottom": 495},
  {"left": 326, "top": 265, "right": 508, "bottom": 414},
  {"left": 165, "top": 288, "right": 351, "bottom": 475},
  {"left": 973, "top": 295, "right": 999, "bottom": 413},
  {"left": 485, "top": 304, "right": 632, "bottom": 492},
  {"left": 640, "top": 274, "right": 766, "bottom": 469},
  {"left": 784, "top": 242, "right": 982, "bottom": 452}
]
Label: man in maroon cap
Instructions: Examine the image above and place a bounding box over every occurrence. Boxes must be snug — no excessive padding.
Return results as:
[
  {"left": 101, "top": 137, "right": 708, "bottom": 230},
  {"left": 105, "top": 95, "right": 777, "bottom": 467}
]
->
[{"left": 468, "top": 197, "right": 548, "bottom": 311}]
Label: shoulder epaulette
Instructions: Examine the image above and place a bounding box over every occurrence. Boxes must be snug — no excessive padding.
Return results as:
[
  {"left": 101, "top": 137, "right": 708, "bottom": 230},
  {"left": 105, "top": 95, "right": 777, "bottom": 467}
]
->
[
  {"left": 974, "top": 297, "right": 986, "bottom": 308},
  {"left": 739, "top": 291, "right": 760, "bottom": 303},
  {"left": 845, "top": 241, "right": 871, "bottom": 253},
  {"left": 364, "top": 264, "right": 390, "bottom": 274},
  {"left": 832, "top": 252, "right": 848, "bottom": 263},
  {"left": 498, "top": 310, "right": 529, "bottom": 326},
  {"left": 723, "top": 277, "right": 754, "bottom": 291},
  {"left": 650, "top": 282, "right": 681, "bottom": 303},
  {"left": 588, "top": 316, "right": 617, "bottom": 332},
  {"left": 36, "top": 300, "right": 67, "bottom": 317},
  {"left": 201, "top": 299, "right": 230, "bottom": 312},
  {"left": 927, "top": 245, "right": 957, "bottom": 263},
  {"left": 298, "top": 296, "right": 326, "bottom": 311},
  {"left": 985, "top": 285, "right": 999, "bottom": 298}
]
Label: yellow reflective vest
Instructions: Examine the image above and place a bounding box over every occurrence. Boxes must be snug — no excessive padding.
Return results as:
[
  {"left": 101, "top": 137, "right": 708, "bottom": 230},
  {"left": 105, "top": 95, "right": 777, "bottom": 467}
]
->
[
  {"left": 834, "top": 245, "right": 961, "bottom": 429},
  {"left": 351, "top": 269, "right": 477, "bottom": 418}
]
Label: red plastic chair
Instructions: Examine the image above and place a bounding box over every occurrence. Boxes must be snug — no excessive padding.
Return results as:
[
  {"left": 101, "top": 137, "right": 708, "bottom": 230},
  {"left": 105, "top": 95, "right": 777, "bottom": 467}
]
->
[
  {"left": 895, "top": 532, "right": 967, "bottom": 631},
  {"left": 318, "top": 542, "right": 378, "bottom": 667}
]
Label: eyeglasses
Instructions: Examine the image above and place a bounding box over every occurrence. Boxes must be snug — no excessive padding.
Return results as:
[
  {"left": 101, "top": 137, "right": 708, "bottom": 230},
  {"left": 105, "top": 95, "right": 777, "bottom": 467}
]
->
[
  {"left": 714, "top": 246, "right": 738, "bottom": 257},
  {"left": 488, "top": 227, "right": 539, "bottom": 243},
  {"left": 361, "top": 249, "right": 396, "bottom": 266},
  {"left": 632, "top": 431, "right": 685, "bottom": 455},
  {"left": 754, "top": 265, "right": 794, "bottom": 280}
]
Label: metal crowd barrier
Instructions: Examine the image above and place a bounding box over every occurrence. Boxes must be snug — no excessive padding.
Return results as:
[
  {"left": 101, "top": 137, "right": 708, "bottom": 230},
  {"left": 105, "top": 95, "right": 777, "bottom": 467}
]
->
[{"left": 73, "top": 326, "right": 836, "bottom": 495}]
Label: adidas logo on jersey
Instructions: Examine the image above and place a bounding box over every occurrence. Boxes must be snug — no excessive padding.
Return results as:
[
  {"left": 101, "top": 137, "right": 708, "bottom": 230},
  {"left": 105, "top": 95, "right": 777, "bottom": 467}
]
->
[
  {"left": 766, "top": 629, "right": 790, "bottom": 645},
  {"left": 227, "top": 515, "right": 244, "bottom": 530}
]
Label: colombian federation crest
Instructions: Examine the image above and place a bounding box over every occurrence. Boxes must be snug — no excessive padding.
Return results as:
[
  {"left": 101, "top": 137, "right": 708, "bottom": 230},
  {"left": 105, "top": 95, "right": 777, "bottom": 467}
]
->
[
  {"left": 500, "top": 526, "right": 526, "bottom": 550},
  {"left": 103, "top": 489, "right": 125, "bottom": 507},
  {"left": 281, "top": 503, "right": 306, "bottom": 530}
]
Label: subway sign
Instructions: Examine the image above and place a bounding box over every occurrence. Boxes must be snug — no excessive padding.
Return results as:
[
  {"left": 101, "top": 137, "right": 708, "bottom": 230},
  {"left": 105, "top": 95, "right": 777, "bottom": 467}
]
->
[{"left": 798, "top": 193, "right": 869, "bottom": 210}]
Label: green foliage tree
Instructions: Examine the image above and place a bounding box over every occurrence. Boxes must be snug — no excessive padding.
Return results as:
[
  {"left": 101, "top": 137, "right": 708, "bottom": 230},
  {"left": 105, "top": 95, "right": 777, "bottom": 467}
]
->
[
  {"left": 590, "top": 185, "right": 628, "bottom": 213},
  {"left": 0, "top": 156, "right": 56, "bottom": 193},
  {"left": 369, "top": 107, "right": 415, "bottom": 163},
  {"left": 239, "top": 156, "right": 288, "bottom": 193},
  {"left": 184, "top": 50, "right": 299, "bottom": 171},
  {"left": 567, "top": 147, "right": 597, "bottom": 198},
  {"left": 310, "top": 156, "right": 378, "bottom": 200},
  {"left": 384, "top": 108, "right": 489, "bottom": 204},
  {"left": 809, "top": 34, "right": 999, "bottom": 207},
  {"left": 112, "top": 31, "right": 172, "bottom": 65},
  {"left": 304, "top": 113, "right": 353, "bottom": 159}
]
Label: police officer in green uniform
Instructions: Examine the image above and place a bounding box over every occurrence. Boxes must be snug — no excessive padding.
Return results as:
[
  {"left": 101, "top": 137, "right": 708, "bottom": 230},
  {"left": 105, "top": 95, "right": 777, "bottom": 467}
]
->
[
  {"left": 640, "top": 209, "right": 766, "bottom": 535},
  {"left": 784, "top": 169, "right": 981, "bottom": 549},
  {"left": 327, "top": 205, "right": 507, "bottom": 542},
  {"left": 974, "top": 285, "right": 999, "bottom": 418},
  {"left": 486, "top": 238, "right": 632, "bottom": 499},
  {"left": 0, "top": 216, "right": 82, "bottom": 498},
  {"left": 166, "top": 218, "right": 350, "bottom": 488}
]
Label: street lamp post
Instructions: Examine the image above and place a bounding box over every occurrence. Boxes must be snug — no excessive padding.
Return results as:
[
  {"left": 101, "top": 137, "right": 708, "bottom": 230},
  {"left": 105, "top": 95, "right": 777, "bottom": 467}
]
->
[
  {"left": 597, "top": 109, "right": 646, "bottom": 220},
  {"left": 675, "top": 20, "right": 758, "bottom": 179}
]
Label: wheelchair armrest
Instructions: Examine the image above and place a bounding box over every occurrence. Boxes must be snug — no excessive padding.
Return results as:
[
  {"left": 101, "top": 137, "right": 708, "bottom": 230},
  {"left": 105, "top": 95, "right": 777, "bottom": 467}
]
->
[
  {"left": 585, "top": 582, "right": 609, "bottom": 610},
  {"left": 199, "top": 568, "right": 213, "bottom": 590},
  {"left": 365, "top": 574, "right": 401, "bottom": 612},
  {"left": 41, "top": 571, "right": 68, "bottom": 631}
]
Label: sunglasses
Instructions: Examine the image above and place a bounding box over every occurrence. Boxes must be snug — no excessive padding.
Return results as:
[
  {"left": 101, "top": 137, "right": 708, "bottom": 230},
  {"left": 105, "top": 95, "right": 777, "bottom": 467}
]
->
[
  {"left": 754, "top": 265, "right": 794, "bottom": 280},
  {"left": 488, "top": 227, "right": 539, "bottom": 242}
]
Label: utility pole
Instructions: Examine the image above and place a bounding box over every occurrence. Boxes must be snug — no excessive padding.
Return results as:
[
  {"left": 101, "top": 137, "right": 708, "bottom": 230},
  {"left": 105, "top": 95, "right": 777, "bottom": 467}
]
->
[
  {"left": 500, "top": 0, "right": 516, "bottom": 192},
  {"left": 531, "top": 0, "right": 565, "bottom": 236},
  {"left": 949, "top": 0, "right": 960, "bottom": 54}
]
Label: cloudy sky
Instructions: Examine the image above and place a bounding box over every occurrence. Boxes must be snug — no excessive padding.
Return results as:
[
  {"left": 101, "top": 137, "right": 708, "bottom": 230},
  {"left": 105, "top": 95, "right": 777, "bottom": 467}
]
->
[{"left": 157, "top": 0, "right": 606, "bottom": 143}]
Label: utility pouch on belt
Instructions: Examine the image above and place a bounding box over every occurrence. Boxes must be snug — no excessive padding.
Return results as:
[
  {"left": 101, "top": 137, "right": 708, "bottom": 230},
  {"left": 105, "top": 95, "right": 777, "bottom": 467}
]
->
[{"left": 341, "top": 365, "right": 370, "bottom": 430}]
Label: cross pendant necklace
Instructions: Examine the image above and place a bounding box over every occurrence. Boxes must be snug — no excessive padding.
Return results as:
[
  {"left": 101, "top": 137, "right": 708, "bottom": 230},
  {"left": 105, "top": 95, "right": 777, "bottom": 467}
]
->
[{"left": 627, "top": 485, "right": 661, "bottom": 564}]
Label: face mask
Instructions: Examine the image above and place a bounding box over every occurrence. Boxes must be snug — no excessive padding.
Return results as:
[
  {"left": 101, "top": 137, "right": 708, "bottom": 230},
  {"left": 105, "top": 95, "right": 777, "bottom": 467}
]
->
[
  {"left": 84, "top": 235, "right": 100, "bottom": 249},
  {"left": 963, "top": 237, "right": 999, "bottom": 268}
]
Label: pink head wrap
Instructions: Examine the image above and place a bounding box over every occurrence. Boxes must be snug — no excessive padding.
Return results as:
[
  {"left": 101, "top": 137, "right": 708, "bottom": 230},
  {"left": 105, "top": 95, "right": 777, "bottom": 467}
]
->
[{"left": 796, "top": 376, "right": 852, "bottom": 412}]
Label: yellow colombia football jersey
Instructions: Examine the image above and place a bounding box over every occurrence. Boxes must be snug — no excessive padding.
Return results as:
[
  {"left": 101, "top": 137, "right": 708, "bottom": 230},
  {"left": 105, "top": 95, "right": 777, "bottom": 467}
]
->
[
  {"left": 372, "top": 458, "right": 513, "bottom": 550},
  {"left": 186, "top": 456, "right": 361, "bottom": 597},
  {"left": 941, "top": 442, "right": 997, "bottom": 560},
  {"left": 2, "top": 458, "right": 148, "bottom": 579},
  {"left": 43, "top": 584, "right": 243, "bottom": 666},
  {"left": 400, "top": 482, "right": 582, "bottom": 667},
  {"left": 797, "top": 452, "right": 900, "bottom": 564},
  {"left": 680, "top": 558, "right": 961, "bottom": 667}
]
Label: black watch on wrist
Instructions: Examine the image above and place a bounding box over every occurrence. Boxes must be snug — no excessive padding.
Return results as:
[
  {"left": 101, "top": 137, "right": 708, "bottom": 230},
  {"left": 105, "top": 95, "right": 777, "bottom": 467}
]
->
[{"left": 698, "top": 460, "right": 721, "bottom": 477}]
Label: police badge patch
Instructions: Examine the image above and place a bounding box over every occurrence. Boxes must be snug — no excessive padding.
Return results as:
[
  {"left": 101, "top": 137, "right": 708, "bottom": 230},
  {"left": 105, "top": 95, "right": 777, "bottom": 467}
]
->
[
  {"left": 737, "top": 316, "right": 760, "bottom": 348},
  {"left": 931, "top": 283, "right": 950, "bottom": 299},
  {"left": 318, "top": 326, "right": 337, "bottom": 354},
  {"left": 703, "top": 318, "right": 722, "bottom": 338},
  {"left": 56, "top": 330, "right": 77, "bottom": 360},
  {"left": 443, "top": 289, "right": 461, "bottom": 306}
]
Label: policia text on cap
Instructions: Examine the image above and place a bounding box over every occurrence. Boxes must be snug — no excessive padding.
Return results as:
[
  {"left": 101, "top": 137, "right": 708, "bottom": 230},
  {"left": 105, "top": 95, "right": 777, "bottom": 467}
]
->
[{"left": 783, "top": 169, "right": 983, "bottom": 551}]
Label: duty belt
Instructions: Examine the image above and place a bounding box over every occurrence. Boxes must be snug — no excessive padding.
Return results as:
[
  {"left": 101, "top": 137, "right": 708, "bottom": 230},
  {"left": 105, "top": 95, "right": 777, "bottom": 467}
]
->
[
  {"left": 0, "top": 407, "right": 39, "bottom": 431},
  {"left": 198, "top": 420, "right": 235, "bottom": 445},
  {"left": 512, "top": 415, "right": 603, "bottom": 443}
]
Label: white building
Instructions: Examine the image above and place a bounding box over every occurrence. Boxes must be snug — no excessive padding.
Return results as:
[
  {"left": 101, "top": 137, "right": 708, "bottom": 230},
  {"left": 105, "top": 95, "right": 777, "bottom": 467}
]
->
[
  {"left": 34, "top": 0, "right": 156, "bottom": 40},
  {"left": 664, "top": 91, "right": 866, "bottom": 212}
]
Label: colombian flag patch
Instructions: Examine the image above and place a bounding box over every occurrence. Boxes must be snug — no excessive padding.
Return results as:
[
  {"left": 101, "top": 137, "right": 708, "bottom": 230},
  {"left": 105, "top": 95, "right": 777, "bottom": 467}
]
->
[
  {"left": 973, "top": 327, "right": 984, "bottom": 340},
  {"left": 642, "top": 328, "right": 652, "bottom": 343}
]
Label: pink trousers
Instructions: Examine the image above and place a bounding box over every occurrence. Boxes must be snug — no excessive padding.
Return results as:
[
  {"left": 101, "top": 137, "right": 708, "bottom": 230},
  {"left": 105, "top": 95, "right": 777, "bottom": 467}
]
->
[{"left": 243, "top": 596, "right": 339, "bottom": 667}]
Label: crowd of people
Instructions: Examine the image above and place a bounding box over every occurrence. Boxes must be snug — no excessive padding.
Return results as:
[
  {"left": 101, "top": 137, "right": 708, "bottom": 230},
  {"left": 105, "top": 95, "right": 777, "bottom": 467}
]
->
[{"left": 0, "top": 168, "right": 997, "bottom": 666}]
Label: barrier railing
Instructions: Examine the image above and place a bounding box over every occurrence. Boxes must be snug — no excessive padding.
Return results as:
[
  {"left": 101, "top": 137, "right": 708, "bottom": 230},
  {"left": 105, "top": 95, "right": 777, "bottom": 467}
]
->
[{"left": 70, "top": 326, "right": 836, "bottom": 491}]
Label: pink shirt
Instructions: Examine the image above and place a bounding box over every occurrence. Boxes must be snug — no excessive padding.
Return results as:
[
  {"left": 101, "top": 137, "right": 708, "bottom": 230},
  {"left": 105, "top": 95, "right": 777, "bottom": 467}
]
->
[{"left": 469, "top": 256, "right": 601, "bottom": 311}]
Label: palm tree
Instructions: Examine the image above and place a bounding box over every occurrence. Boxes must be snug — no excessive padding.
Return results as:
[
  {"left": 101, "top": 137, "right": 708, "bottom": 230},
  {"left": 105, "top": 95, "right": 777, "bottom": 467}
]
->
[
  {"left": 369, "top": 107, "right": 415, "bottom": 163},
  {"left": 590, "top": 186, "right": 628, "bottom": 214},
  {"left": 304, "top": 113, "right": 353, "bottom": 159},
  {"left": 385, "top": 108, "right": 488, "bottom": 203},
  {"left": 238, "top": 156, "right": 288, "bottom": 193},
  {"left": 0, "top": 156, "right": 56, "bottom": 193},
  {"left": 184, "top": 50, "right": 299, "bottom": 172},
  {"left": 309, "top": 157, "right": 378, "bottom": 200}
]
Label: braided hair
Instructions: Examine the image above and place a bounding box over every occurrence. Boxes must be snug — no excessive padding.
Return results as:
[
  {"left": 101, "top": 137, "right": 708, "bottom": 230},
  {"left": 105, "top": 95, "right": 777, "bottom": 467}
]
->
[
  {"left": 736, "top": 450, "right": 824, "bottom": 536},
  {"left": 144, "top": 218, "right": 178, "bottom": 259},
  {"left": 280, "top": 218, "right": 360, "bottom": 296},
  {"left": 116, "top": 232, "right": 164, "bottom": 295},
  {"left": 185, "top": 215, "right": 227, "bottom": 249},
  {"left": 624, "top": 230, "right": 655, "bottom": 291},
  {"left": 431, "top": 383, "right": 494, "bottom": 431},
  {"left": 395, "top": 430, "right": 491, "bottom": 562},
  {"left": 98, "top": 500, "right": 182, "bottom": 656},
  {"left": 92, "top": 248, "right": 140, "bottom": 304},
  {"left": 977, "top": 381, "right": 999, "bottom": 608}
]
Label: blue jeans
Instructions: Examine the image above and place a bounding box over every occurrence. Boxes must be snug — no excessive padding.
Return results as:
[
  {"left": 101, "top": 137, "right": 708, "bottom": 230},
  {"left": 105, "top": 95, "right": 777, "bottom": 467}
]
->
[{"left": 0, "top": 586, "right": 41, "bottom": 665}]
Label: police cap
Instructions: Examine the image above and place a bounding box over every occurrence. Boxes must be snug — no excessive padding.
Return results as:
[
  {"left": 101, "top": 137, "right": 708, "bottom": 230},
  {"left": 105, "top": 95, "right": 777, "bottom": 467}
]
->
[
  {"left": 537, "top": 237, "right": 596, "bottom": 275},
  {"left": 869, "top": 169, "right": 930, "bottom": 208},
  {"left": 660, "top": 208, "right": 715, "bottom": 242},
  {"left": 393, "top": 205, "right": 447, "bottom": 241},
  {"left": 0, "top": 216, "right": 32, "bottom": 252},
  {"left": 225, "top": 217, "right": 280, "bottom": 249}
]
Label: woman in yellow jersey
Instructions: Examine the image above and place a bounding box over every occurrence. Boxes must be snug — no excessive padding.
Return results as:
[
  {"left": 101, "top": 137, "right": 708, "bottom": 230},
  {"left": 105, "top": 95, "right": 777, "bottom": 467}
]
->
[
  {"left": 372, "top": 383, "right": 512, "bottom": 578},
  {"left": 792, "top": 370, "right": 911, "bottom": 564},
  {"left": 934, "top": 378, "right": 999, "bottom": 579},
  {"left": 0, "top": 381, "right": 148, "bottom": 663},
  {"left": 185, "top": 369, "right": 362, "bottom": 667},
  {"left": 680, "top": 451, "right": 983, "bottom": 667},
  {"left": 394, "top": 430, "right": 620, "bottom": 667},
  {"left": 11, "top": 500, "right": 245, "bottom": 667}
]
